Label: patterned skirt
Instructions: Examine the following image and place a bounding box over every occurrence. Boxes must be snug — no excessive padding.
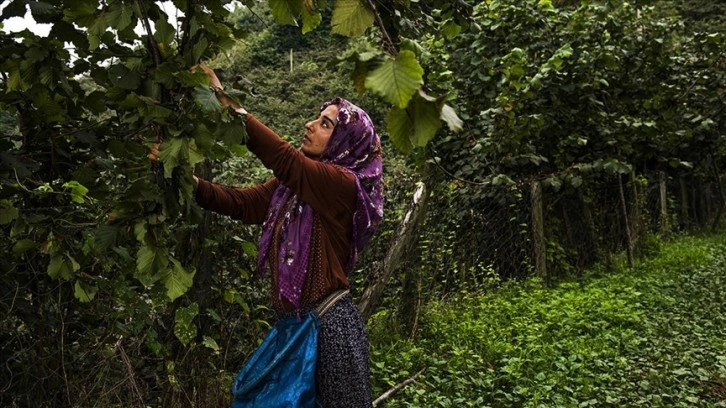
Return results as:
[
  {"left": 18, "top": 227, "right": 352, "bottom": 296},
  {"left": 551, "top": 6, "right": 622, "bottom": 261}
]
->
[{"left": 315, "top": 295, "right": 372, "bottom": 408}]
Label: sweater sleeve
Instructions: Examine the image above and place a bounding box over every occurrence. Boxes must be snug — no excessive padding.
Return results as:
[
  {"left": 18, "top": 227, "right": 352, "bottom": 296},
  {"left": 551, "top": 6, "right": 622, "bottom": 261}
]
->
[
  {"left": 245, "top": 115, "right": 358, "bottom": 219},
  {"left": 195, "top": 178, "right": 278, "bottom": 224}
]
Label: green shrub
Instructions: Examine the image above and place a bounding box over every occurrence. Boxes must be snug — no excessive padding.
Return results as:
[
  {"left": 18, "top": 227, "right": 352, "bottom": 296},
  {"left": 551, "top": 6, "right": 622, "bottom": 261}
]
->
[{"left": 369, "top": 234, "right": 726, "bottom": 407}]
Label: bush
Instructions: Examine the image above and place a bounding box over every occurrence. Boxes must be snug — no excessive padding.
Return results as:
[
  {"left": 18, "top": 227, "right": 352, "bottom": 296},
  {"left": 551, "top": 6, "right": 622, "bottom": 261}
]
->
[{"left": 369, "top": 234, "right": 726, "bottom": 407}]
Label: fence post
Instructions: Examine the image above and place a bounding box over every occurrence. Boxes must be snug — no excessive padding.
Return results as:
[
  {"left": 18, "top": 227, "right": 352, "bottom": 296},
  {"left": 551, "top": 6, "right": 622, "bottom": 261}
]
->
[
  {"left": 630, "top": 172, "right": 640, "bottom": 248},
  {"left": 659, "top": 171, "right": 669, "bottom": 233},
  {"left": 579, "top": 189, "right": 599, "bottom": 261},
  {"left": 531, "top": 180, "right": 547, "bottom": 280}
]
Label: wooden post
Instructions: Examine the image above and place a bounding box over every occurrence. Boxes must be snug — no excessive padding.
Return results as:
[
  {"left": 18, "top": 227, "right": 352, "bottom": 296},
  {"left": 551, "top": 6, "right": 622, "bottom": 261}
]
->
[
  {"left": 618, "top": 174, "right": 634, "bottom": 269},
  {"left": 630, "top": 172, "right": 640, "bottom": 248},
  {"left": 659, "top": 171, "right": 668, "bottom": 233},
  {"left": 531, "top": 180, "right": 547, "bottom": 280},
  {"left": 289, "top": 49, "right": 293, "bottom": 72},
  {"left": 359, "top": 179, "right": 431, "bottom": 321}
]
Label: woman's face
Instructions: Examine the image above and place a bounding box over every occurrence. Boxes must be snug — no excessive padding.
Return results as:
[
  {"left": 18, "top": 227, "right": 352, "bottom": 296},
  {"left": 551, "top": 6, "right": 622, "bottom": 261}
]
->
[{"left": 302, "top": 104, "right": 339, "bottom": 159}]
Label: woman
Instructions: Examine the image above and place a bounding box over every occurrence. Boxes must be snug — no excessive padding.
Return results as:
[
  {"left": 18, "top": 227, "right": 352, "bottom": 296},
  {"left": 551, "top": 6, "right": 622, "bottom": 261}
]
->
[{"left": 193, "top": 67, "right": 383, "bottom": 407}]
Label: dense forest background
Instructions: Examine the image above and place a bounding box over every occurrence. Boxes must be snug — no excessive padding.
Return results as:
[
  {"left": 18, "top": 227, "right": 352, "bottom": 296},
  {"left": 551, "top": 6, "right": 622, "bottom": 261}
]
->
[{"left": 1, "top": 0, "right": 724, "bottom": 406}]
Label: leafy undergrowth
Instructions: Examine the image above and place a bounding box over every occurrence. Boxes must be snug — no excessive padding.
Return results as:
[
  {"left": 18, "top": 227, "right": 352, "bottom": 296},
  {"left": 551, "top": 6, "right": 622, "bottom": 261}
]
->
[{"left": 369, "top": 234, "right": 726, "bottom": 407}]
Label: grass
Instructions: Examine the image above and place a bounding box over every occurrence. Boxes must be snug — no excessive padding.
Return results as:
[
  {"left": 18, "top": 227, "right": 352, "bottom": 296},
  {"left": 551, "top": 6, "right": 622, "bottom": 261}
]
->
[{"left": 369, "top": 234, "right": 726, "bottom": 407}]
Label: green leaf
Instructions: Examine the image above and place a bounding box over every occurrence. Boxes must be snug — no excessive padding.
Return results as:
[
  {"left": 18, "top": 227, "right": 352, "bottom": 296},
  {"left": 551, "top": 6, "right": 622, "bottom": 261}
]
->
[
  {"left": 224, "top": 288, "right": 237, "bottom": 304},
  {"left": 74, "top": 280, "right": 98, "bottom": 302},
  {"left": 192, "top": 37, "right": 209, "bottom": 62},
  {"left": 230, "top": 144, "right": 249, "bottom": 157},
  {"left": 387, "top": 92, "right": 443, "bottom": 152},
  {"left": 365, "top": 50, "right": 424, "bottom": 108},
  {"left": 163, "top": 258, "right": 195, "bottom": 301},
  {"left": 202, "top": 336, "right": 220, "bottom": 352},
  {"left": 241, "top": 241, "right": 258, "bottom": 258},
  {"left": 302, "top": 7, "right": 322, "bottom": 34},
  {"left": 0, "top": 200, "right": 19, "bottom": 225},
  {"left": 48, "top": 253, "right": 77, "bottom": 280},
  {"left": 269, "top": 0, "right": 303, "bottom": 25},
  {"left": 136, "top": 245, "right": 169, "bottom": 287},
  {"left": 118, "top": 70, "right": 141, "bottom": 90},
  {"left": 94, "top": 225, "right": 118, "bottom": 250},
  {"left": 63, "top": 180, "right": 89, "bottom": 203},
  {"left": 13, "top": 239, "right": 36, "bottom": 256},
  {"left": 331, "top": 0, "right": 374, "bottom": 37},
  {"left": 106, "top": 3, "right": 134, "bottom": 31},
  {"left": 537, "top": 0, "right": 556, "bottom": 12},
  {"left": 1, "top": 0, "right": 27, "bottom": 19},
  {"left": 387, "top": 108, "right": 413, "bottom": 153},
  {"left": 154, "top": 17, "right": 175, "bottom": 45},
  {"left": 159, "top": 137, "right": 186, "bottom": 179},
  {"left": 25, "top": 47, "right": 49, "bottom": 64},
  {"left": 87, "top": 12, "right": 108, "bottom": 50},
  {"left": 7, "top": 67, "right": 28, "bottom": 91},
  {"left": 174, "top": 303, "right": 199, "bottom": 346},
  {"left": 193, "top": 86, "right": 223, "bottom": 113},
  {"left": 63, "top": 0, "right": 97, "bottom": 26},
  {"left": 218, "top": 122, "right": 247, "bottom": 146},
  {"left": 442, "top": 21, "right": 461, "bottom": 39}
]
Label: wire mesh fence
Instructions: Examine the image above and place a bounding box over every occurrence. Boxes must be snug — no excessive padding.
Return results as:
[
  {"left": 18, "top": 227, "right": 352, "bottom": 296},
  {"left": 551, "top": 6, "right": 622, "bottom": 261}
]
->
[{"left": 414, "top": 169, "right": 725, "bottom": 301}]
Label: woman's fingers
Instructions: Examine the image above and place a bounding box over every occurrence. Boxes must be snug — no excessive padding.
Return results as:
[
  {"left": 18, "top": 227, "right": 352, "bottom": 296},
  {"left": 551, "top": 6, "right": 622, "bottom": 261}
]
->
[
  {"left": 215, "top": 90, "right": 243, "bottom": 110},
  {"left": 147, "top": 143, "right": 160, "bottom": 161}
]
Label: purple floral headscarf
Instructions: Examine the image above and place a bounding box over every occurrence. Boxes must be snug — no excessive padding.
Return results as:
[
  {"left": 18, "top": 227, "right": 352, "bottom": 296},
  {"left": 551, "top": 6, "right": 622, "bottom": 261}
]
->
[{"left": 257, "top": 98, "right": 384, "bottom": 308}]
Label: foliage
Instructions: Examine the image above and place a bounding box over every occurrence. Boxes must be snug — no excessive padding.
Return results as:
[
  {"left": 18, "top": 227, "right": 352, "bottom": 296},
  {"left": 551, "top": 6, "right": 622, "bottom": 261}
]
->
[
  {"left": 369, "top": 234, "right": 726, "bottom": 406},
  {"left": 0, "top": 0, "right": 724, "bottom": 404},
  {"left": 412, "top": 0, "right": 725, "bottom": 287}
]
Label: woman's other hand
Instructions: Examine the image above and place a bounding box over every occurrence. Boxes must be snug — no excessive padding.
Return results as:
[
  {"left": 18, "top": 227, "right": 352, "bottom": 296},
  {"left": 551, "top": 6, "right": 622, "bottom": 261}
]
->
[
  {"left": 147, "top": 143, "right": 160, "bottom": 161},
  {"left": 147, "top": 143, "right": 199, "bottom": 185}
]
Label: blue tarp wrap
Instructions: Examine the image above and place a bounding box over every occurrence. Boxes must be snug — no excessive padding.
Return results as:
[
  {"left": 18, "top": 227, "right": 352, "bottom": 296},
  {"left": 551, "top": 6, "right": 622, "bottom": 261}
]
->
[{"left": 231, "top": 312, "right": 319, "bottom": 408}]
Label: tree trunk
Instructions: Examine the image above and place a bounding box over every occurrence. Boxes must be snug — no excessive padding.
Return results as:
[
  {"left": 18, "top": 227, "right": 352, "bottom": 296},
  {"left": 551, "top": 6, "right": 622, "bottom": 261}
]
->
[
  {"left": 711, "top": 158, "right": 724, "bottom": 231},
  {"left": 659, "top": 171, "right": 668, "bottom": 234},
  {"left": 358, "top": 179, "right": 431, "bottom": 322}
]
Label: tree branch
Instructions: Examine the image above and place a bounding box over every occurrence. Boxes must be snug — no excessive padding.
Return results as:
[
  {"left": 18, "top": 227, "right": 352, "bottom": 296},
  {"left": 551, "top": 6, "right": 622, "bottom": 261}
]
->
[
  {"left": 136, "top": 0, "right": 161, "bottom": 67},
  {"left": 179, "top": 0, "right": 194, "bottom": 58},
  {"left": 372, "top": 368, "right": 426, "bottom": 407},
  {"left": 366, "top": 0, "right": 397, "bottom": 55}
]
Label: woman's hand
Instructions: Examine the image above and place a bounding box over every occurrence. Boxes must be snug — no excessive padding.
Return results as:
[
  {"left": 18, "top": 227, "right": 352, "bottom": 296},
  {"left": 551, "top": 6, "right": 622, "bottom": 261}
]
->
[
  {"left": 147, "top": 143, "right": 160, "bottom": 161},
  {"left": 192, "top": 64, "right": 224, "bottom": 91},
  {"left": 191, "top": 64, "right": 246, "bottom": 113},
  {"left": 146, "top": 143, "right": 199, "bottom": 185}
]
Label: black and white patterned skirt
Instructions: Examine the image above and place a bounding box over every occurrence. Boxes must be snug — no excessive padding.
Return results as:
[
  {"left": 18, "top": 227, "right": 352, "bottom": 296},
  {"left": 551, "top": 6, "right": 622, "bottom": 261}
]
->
[{"left": 315, "top": 295, "right": 372, "bottom": 408}]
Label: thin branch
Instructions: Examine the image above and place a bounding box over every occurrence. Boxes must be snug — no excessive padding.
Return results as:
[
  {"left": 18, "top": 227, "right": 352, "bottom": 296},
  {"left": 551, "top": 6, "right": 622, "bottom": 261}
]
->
[
  {"left": 373, "top": 368, "right": 426, "bottom": 407},
  {"left": 59, "top": 286, "right": 72, "bottom": 407},
  {"left": 178, "top": 0, "right": 194, "bottom": 58},
  {"left": 13, "top": 168, "right": 33, "bottom": 193},
  {"left": 366, "top": 0, "right": 397, "bottom": 55},
  {"left": 136, "top": 0, "right": 161, "bottom": 67}
]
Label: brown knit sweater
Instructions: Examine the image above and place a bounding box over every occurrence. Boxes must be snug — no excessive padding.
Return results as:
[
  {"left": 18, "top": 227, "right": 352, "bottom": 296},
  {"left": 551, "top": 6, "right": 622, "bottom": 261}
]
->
[{"left": 195, "top": 115, "right": 358, "bottom": 311}]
